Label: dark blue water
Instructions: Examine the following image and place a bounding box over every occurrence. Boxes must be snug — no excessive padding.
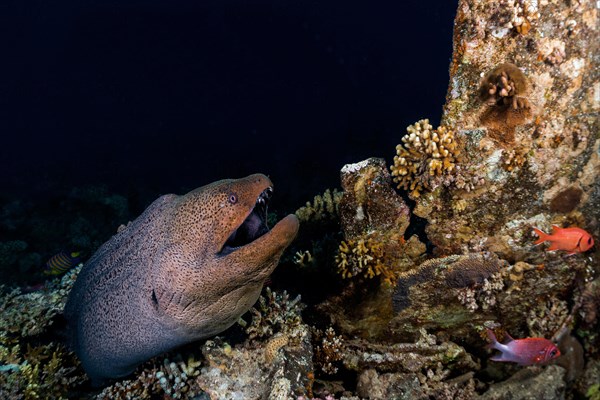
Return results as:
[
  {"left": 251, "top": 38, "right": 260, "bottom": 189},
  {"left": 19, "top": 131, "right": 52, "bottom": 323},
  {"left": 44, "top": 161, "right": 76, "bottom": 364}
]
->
[{"left": 1, "top": 0, "right": 455, "bottom": 207}]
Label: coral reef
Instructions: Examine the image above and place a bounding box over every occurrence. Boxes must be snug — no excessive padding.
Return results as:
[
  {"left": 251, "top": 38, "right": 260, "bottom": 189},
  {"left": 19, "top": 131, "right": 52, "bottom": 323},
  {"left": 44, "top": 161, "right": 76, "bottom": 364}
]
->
[
  {"left": 313, "top": 327, "right": 344, "bottom": 375},
  {"left": 295, "top": 188, "right": 343, "bottom": 223},
  {"left": 0, "top": 266, "right": 80, "bottom": 338},
  {"left": 197, "top": 323, "right": 314, "bottom": 399},
  {"left": 339, "top": 158, "right": 411, "bottom": 239},
  {"left": 335, "top": 237, "right": 395, "bottom": 284},
  {"left": 0, "top": 340, "right": 83, "bottom": 400},
  {"left": 96, "top": 353, "right": 204, "bottom": 399},
  {"left": 390, "top": 119, "right": 461, "bottom": 198},
  {"left": 0, "top": 268, "right": 86, "bottom": 399},
  {"left": 2, "top": 0, "right": 598, "bottom": 398},
  {"left": 389, "top": 253, "right": 506, "bottom": 340},
  {"left": 244, "top": 287, "right": 305, "bottom": 341},
  {"left": 479, "top": 365, "right": 567, "bottom": 400}
]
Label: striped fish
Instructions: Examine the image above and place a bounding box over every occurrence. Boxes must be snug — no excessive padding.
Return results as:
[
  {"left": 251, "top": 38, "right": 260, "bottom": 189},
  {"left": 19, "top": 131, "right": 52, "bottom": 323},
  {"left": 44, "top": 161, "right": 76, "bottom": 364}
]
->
[{"left": 44, "top": 251, "right": 81, "bottom": 275}]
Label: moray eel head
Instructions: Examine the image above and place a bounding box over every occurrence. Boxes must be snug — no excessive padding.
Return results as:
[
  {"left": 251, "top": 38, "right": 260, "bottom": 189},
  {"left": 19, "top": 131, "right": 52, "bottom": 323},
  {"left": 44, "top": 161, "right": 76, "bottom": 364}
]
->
[{"left": 154, "top": 173, "right": 300, "bottom": 335}]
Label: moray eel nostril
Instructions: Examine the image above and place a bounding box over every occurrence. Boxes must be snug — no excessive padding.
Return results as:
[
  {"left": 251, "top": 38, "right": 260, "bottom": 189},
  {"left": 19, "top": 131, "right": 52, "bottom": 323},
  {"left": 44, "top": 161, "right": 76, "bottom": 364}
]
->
[{"left": 64, "top": 173, "right": 299, "bottom": 385}]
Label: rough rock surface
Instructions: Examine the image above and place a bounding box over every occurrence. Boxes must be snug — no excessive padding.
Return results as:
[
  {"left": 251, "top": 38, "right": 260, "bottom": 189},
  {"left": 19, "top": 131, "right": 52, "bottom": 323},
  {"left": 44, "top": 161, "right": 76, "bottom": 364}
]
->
[
  {"left": 338, "top": 157, "right": 411, "bottom": 240},
  {"left": 478, "top": 365, "right": 567, "bottom": 400}
]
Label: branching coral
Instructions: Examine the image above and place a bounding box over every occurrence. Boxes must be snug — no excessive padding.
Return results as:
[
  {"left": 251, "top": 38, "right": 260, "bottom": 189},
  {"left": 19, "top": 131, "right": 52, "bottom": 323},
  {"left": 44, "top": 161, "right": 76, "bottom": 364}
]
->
[
  {"left": 335, "top": 237, "right": 396, "bottom": 284},
  {"left": 313, "top": 327, "right": 344, "bottom": 375},
  {"left": 154, "top": 356, "right": 202, "bottom": 399},
  {"left": 0, "top": 340, "right": 83, "bottom": 400},
  {"left": 295, "top": 188, "right": 343, "bottom": 223},
  {"left": 456, "top": 272, "right": 505, "bottom": 313},
  {"left": 0, "top": 267, "right": 89, "bottom": 399},
  {"left": 390, "top": 119, "right": 460, "bottom": 198},
  {"left": 97, "top": 353, "right": 203, "bottom": 399},
  {"left": 293, "top": 250, "right": 314, "bottom": 267},
  {"left": 244, "top": 287, "right": 305, "bottom": 340},
  {"left": 505, "top": 0, "right": 540, "bottom": 35},
  {"left": 501, "top": 148, "right": 528, "bottom": 172}
]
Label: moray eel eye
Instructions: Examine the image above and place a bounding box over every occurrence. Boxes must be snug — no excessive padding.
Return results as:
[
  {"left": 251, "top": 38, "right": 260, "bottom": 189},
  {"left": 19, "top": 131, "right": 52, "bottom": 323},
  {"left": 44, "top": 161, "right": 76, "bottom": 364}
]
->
[{"left": 228, "top": 193, "right": 238, "bottom": 204}]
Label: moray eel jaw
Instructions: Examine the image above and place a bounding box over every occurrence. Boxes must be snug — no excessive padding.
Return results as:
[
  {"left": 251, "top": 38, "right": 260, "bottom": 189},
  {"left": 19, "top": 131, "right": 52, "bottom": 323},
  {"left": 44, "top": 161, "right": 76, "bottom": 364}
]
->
[{"left": 219, "top": 185, "right": 274, "bottom": 256}]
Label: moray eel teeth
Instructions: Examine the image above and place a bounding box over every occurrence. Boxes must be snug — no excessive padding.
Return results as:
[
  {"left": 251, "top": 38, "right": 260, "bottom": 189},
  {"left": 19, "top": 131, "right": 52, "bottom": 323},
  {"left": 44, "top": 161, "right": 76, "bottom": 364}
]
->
[{"left": 64, "top": 173, "right": 299, "bottom": 385}]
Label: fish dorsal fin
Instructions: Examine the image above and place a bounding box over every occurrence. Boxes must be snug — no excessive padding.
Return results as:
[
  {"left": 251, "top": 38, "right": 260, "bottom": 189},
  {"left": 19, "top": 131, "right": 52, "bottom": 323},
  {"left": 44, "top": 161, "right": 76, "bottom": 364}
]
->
[{"left": 551, "top": 225, "right": 561, "bottom": 233}]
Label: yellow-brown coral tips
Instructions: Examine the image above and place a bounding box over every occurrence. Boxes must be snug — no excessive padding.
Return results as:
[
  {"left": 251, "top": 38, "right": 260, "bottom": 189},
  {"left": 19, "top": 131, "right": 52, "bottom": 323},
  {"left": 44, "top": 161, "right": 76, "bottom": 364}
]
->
[{"left": 478, "top": 63, "right": 529, "bottom": 109}]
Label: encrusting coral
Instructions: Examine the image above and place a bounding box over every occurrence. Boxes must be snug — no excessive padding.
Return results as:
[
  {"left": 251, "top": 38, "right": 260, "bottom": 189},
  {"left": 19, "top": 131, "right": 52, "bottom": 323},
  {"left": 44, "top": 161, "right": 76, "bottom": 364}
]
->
[{"left": 390, "top": 119, "right": 460, "bottom": 198}]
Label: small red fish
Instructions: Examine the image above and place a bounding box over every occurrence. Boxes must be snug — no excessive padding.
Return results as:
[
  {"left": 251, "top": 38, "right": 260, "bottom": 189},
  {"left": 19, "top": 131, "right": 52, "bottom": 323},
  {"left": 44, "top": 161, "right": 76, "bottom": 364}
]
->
[
  {"left": 532, "top": 226, "right": 594, "bottom": 255},
  {"left": 486, "top": 328, "right": 560, "bottom": 366}
]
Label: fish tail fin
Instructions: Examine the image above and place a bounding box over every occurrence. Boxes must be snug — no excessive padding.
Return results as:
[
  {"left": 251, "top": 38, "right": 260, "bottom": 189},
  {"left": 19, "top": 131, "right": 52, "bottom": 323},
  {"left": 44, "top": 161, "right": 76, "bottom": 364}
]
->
[
  {"left": 486, "top": 328, "right": 499, "bottom": 350},
  {"left": 532, "top": 227, "right": 548, "bottom": 245}
]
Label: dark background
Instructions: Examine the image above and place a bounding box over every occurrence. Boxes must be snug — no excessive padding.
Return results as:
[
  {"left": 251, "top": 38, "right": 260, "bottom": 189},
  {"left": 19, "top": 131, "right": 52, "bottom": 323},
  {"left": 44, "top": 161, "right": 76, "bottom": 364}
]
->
[{"left": 1, "top": 0, "right": 456, "bottom": 213}]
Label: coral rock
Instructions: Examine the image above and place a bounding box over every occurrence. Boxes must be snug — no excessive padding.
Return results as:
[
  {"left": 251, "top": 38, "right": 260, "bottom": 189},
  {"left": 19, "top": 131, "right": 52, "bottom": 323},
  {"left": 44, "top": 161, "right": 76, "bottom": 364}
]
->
[{"left": 339, "top": 157, "right": 410, "bottom": 239}]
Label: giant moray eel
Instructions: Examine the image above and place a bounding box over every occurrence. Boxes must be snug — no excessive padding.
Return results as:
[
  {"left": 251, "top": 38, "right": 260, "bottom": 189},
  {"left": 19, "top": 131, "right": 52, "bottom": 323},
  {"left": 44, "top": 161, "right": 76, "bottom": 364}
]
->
[{"left": 64, "top": 174, "right": 299, "bottom": 384}]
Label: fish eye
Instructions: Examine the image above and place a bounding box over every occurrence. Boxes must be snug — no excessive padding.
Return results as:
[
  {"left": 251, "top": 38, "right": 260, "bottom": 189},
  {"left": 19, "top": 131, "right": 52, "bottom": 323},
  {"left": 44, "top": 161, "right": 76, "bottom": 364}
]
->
[
  {"left": 228, "top": 193, "right": 238, "bottom": 204},
  {"left": 549, "top": 349, "right": 557, "bottom": 357}
]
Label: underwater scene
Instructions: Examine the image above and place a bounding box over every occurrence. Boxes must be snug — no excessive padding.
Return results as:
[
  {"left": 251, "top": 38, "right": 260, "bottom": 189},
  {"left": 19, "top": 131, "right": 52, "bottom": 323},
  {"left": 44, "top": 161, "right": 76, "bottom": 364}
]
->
[{"left": 1, "top": 0, "right": 599, "bottom": 399}]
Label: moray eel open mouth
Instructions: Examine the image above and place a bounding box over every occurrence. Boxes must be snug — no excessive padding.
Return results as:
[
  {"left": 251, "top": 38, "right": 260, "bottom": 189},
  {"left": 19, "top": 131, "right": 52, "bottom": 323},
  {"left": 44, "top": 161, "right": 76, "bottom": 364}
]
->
[{"left": 219, "top": 187, "right": 273, "bottom": 256}]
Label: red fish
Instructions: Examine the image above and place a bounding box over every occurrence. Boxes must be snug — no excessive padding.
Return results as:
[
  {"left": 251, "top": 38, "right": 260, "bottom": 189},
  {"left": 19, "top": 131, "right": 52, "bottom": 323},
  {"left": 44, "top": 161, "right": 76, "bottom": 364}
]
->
[
  {"left": 486, "top": 328, "right": 560, "bottom": 366},
  {"left": 533, "top": 226, "right": 594, "bottom": 255}
]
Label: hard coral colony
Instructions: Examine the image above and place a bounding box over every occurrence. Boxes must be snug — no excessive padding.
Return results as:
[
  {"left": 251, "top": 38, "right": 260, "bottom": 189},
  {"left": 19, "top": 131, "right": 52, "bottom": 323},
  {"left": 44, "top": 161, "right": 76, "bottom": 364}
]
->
[{"left": 390, "top": 119, "right": 460, "bottom": 198}]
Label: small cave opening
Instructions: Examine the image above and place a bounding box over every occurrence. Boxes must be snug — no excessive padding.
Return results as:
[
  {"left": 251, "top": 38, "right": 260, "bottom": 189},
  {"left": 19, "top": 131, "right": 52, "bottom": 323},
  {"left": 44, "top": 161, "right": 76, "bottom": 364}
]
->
[{"left": 398, "top": 191, "right": 435, "bottom": 255}]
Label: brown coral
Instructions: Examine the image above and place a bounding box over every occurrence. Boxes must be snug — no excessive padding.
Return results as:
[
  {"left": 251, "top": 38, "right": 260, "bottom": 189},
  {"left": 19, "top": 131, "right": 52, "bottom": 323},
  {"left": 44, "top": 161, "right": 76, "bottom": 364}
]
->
[
  {"left": 336, "top": 237, "right": 396, "bottom": 284},
  {"left": 478, "top": 63, "right": 533, "bottom": 143},
  {"left": 549, "top": 187, "right": 583, "bottom": 213},
  {"left": 390, "top": 119, "right": 460, "bottom": 198},
  {"left": 313, "top": 327, "right": 344, "bottom": 375},
  {"left": 581, "top": 278, "right": 600, "bottom": 326},
  {"left": 479, "top": 63, "right": 529, "bottom": 110},
  {"left": 500, "top": 148, "right": 528, "bottom": 172}
]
